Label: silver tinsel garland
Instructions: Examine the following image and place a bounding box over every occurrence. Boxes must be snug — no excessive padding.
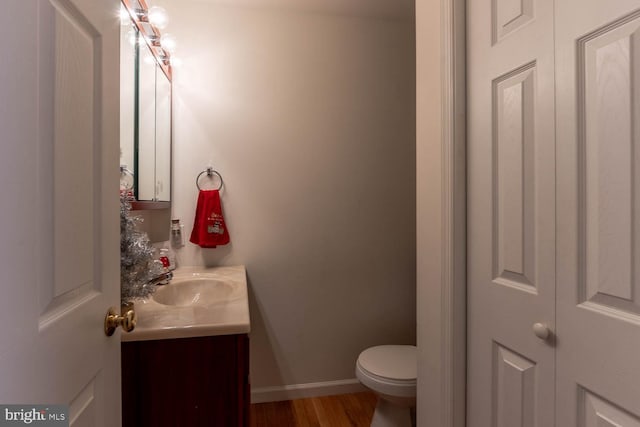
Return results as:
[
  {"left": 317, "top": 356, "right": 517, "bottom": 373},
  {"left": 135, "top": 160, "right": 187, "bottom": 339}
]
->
[{"left": 120, "top": 194, "right": 163, "bottom": 302}]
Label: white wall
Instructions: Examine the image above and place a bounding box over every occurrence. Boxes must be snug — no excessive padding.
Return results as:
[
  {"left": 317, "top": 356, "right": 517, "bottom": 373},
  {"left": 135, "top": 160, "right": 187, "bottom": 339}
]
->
[
  {"left": 159, "top": 0, "right": 416, "bottom": 394},
  {"left": 416, "top": 0, "right": 467, "bottom": 425}
]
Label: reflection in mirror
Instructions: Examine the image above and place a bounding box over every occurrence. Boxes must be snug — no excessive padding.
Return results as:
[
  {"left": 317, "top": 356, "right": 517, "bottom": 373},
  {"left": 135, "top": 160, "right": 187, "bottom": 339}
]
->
[
  {"left": 120, "top": 0, "right": 173, "bottom": 207},
  {"left": 136, "top": 48, "right": 172, "bottom": 203},
  {"left": 155, "top": 70, "right": 171, "bottom": 201},
  {"left": 120, "top": 8, "right": 137, "bottom": 193},
  {"left": 137, "top": 44, "right": 157, "bottom": 201}
]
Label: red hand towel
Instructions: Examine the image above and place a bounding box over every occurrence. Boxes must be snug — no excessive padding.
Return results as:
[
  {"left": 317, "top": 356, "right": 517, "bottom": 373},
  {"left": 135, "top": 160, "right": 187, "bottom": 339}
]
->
[{"left": 189, "top": 190, "right": 230, "bottom": 248}]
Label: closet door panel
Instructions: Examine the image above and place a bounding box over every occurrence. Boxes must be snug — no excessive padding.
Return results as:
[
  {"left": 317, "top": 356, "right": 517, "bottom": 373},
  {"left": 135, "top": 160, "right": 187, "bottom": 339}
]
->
[
  {"left": 467, "top": 0, "right": 556, "bottom": 424},
  {"left": 555, "top": 4, "right": 640, "bottom": 426}
]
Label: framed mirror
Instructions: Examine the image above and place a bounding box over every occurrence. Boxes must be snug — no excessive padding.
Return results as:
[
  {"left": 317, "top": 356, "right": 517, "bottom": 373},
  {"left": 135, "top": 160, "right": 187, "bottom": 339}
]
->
[
  {"left": 120, "top": 12, "right": 137, "bottom": 196},
  {"left": 155, "top": 68, "right": 172, "bottom": 202},
  {"left": 120, "top": 0, "right": 172, "bottom": 209},
  {"left": 137, "top": 43, "right": 157, "bottom": 202}
]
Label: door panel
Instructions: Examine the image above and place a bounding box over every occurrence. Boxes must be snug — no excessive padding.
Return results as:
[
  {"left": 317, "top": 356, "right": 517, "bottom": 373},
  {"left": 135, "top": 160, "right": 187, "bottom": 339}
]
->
[
  {"left": 492, "top": 0, "right": 534, "bottom": 43},
  {"left": 467, "top": 0, "right": 556, "bottom": 424},
  {"left": 0, "top": 0, "right": 121, "bottom": 425},
  {"left": 556, "top": 3, "right": 640, "bottom": 425},
  {"left": 493, "top": 63, "right": 537, "bottom": 292},
  {"left": 580, "top": 388, "right": 640, "bottom": 427},
  {"left": 43, "top": 0, "right": 100, "bottom": 320},
  {"left": 493, "top": 344, "right": 536, "bottom": 427},
  {"left": 581, "top": 13, "right": 640, "bottom": 314}
]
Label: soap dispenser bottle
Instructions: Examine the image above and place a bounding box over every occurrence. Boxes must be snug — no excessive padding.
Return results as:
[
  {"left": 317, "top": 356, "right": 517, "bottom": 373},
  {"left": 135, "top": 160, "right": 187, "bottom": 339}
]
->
[
  {"left": 159, "top": 247, "right": 177, "bottom": 271},
  {"left": 171, "top": 219, "right": 184, "bottom": 248},
  {"left": 159, "top": 248, "right": 171, "bottom": 270}
]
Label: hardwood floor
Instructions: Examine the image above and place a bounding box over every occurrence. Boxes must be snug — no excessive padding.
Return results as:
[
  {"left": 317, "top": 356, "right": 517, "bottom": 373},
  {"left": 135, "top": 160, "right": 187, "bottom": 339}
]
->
[{"left": 250, "top": 392, "right": 377, "bottom": 427}]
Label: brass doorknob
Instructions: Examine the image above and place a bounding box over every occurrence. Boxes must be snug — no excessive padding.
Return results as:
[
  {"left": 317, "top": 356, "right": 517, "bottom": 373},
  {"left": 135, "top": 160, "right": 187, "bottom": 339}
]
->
[{"left": 104, "top": 306, "right": 137, "bottom": 336}]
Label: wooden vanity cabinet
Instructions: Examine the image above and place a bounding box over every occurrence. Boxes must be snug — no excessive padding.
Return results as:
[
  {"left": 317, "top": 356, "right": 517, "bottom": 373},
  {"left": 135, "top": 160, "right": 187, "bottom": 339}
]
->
[{"left": 122, "top": 334, "right": 249, "bottom": 427}]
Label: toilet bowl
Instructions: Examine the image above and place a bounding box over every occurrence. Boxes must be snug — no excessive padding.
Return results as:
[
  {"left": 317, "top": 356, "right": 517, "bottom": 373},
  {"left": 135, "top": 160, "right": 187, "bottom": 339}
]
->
[{"left": 356, "top": 345, "right": 417, "bottom": 427}]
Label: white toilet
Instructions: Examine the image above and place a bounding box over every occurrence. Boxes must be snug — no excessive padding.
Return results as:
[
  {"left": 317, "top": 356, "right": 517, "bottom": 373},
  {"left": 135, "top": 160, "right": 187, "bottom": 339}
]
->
[{"left": 356, "top": 345, "right": 417, "bottom": 427}]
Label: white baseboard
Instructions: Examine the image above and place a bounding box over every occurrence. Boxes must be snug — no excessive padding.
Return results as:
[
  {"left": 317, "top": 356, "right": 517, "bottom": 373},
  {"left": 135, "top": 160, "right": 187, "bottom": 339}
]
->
[{"left": 250, "top": 378, "right": 367, "bottom": 403}]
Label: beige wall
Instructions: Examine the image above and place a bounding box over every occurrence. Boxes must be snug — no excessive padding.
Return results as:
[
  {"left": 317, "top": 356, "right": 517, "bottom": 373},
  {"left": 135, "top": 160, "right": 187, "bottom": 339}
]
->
[
  {"left": 160, "top": 0, "right": 416, "bottom": 392},
  {"left": 416, "top": 0, "right": 445, "bottom": 424}
]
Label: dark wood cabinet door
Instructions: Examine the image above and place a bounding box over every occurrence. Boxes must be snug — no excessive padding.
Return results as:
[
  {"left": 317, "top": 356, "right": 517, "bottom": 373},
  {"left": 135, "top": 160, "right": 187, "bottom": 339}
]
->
[{"left": 122, "top": 334, "right": 249, "bottom": 427}]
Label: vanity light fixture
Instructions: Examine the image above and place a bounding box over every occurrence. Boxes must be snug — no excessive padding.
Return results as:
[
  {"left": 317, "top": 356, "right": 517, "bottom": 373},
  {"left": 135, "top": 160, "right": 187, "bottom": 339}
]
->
[
  {"left": 121, "top": 0, "right": 174, "bottom": 80},
  {"left": 148, "top": 6, "right": 169, "bottom": 29},
  {"left": 160, "top": 33, "right": 177, "bottom": 53},
  {"left": 145, "top": 33, "right": 161, "bottom": 47},
  {"left": 134, "top": 8, "right": 147, "bottom": 21},
  {"left": 119, "top": 5, "right": 132, "bottom": 23},
  {"left": 169, "top": 56, "right": 183, "bottom": 68}
]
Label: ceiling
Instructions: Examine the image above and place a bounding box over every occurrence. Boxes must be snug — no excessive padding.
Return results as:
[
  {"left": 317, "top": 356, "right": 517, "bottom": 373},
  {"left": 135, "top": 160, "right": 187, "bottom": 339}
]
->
[{"left": 187, "top": 0, "right": 415, "bottom": 20}]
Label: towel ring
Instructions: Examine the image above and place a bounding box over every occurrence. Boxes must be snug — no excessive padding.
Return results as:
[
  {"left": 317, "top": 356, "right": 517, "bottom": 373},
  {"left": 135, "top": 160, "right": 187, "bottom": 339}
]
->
[{"left": 196, "top": 167, "right": 224, "bottom": 191}]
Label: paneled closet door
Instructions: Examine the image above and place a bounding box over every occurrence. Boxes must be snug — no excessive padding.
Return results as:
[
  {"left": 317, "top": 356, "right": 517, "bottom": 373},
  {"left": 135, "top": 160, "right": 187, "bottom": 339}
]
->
[
  {"left": 466, "top": 0, "right": 556, "bottom": 424},
  {"left": 555, "top": 1, "right": 640, "bottom": 425}
]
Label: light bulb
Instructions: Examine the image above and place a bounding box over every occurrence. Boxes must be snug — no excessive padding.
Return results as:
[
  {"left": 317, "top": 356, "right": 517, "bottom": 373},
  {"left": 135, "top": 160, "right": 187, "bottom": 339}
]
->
[
  {"left": 143, "top": 50, "right": 156, "bottom": 65},
  {"left": 160, "top": 33, "right": 177, "bottom": 53},
  {"left": 148, "top": 6, "right": 168, "bottom": 29},
  {"left": 127, "top": 29, "right": 138, "bottom": 46},
  {"left": 169, "top": 56, "right": 183, "bottom": 68},
  {"left": 119, "top": 5, "right": 131, "bottom": 24}
]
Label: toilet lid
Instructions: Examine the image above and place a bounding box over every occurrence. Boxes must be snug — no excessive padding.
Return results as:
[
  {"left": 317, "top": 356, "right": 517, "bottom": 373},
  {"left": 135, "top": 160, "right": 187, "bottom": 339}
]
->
[{"left": 357, "top": 345, "right": 417, "bottom": 381}]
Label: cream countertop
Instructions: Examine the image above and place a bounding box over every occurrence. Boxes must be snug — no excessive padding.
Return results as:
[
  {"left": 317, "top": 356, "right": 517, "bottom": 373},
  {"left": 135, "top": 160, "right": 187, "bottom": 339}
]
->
[{"left": 121, "top": 265, "right": 250, "bottom": 342}]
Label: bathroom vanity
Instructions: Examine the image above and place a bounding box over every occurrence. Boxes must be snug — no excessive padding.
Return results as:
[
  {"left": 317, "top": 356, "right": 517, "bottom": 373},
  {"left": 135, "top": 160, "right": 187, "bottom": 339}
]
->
[{"left": 121, "top": 266, "right": 250, "bottom": 427}]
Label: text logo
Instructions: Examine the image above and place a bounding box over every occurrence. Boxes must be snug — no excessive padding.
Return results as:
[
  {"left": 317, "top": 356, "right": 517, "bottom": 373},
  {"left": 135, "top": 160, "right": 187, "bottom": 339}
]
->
[{"left": 0, "top": 406, "right": 68, "bottom": 427}]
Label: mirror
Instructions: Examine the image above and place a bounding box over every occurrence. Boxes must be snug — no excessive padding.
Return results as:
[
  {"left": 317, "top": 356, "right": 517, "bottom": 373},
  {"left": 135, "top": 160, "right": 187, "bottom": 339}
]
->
[
  {"left": 120, "top": 14, "right": 136, "bottom": 195},
  {"left": 155, "top": 69, "right": 172, "bottom": 201},
  {"left": 120, "top": 1, "right": 172, "bottom": 209},
  {"left": 137, "top": 44, "right": 157, "bottom": 201}
]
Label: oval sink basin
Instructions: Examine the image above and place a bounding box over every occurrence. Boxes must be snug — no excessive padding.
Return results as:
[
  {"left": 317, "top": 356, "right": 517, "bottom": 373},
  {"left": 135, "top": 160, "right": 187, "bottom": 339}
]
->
[
  {"left": 122, "top": 265, "right": 250, "bottom": 342},
  {"left": 152, "top": 277, "right": 239, "bottom": 307}
]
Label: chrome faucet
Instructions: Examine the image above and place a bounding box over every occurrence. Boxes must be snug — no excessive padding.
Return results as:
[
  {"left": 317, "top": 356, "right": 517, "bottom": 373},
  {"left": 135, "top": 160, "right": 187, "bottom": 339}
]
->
[{"left": 148, "top": 270, "right": 174, "bottom": 286}]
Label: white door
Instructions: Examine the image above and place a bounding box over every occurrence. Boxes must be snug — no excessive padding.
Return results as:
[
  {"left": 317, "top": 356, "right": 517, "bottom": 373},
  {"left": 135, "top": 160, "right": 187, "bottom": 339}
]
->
[
  {"left": 555, "top": 1, "right": 640, "bottom": 425},
  {"left": 0, "top": 0, "right": 121, "bottom": 425},
  {"left": 469, "top": 0, "right": 640, "bottom": 424},
  {"left": 466, "top": 0, "right": 557, "bottom": 424}
]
